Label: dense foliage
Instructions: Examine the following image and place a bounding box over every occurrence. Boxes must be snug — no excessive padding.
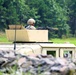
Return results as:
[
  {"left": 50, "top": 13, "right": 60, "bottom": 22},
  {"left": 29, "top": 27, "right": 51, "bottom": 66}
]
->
[{"left": 0, "top": 0, "right": 76, "bottom": 38}]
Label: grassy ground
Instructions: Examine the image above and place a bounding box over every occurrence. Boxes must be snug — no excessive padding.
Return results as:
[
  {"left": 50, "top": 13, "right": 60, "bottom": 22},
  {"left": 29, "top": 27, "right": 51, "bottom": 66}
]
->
[
  {"left": 0, "top": 32, "right": 8, "bottom": 42},
  {"left": 0, "top": 32, "right": 12, "bottom": 44},
  {"left": 50, "top": 38, "right": 76, "bottom": 45}
]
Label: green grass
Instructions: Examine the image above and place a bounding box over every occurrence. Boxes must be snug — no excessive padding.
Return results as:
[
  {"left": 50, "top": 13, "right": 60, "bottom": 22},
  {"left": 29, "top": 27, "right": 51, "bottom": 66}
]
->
[
  {"left": 0, "top": 32, "right": 11, "bottom": 43},
  {"left": 0, "top": 36, "right": 8, "bottom": 42},
  {"left": 50, "top": 38, "right": 76, "bottom": 45}
]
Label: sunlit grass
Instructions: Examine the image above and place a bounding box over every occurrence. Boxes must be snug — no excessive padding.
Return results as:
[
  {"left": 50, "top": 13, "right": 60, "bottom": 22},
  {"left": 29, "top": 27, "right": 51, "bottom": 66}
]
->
[
  {"left": 0, "top": 32, "right": 11, "bottom": 43},
  {"left": 50, "top": 38, "right": 76, "bottom": 45}
]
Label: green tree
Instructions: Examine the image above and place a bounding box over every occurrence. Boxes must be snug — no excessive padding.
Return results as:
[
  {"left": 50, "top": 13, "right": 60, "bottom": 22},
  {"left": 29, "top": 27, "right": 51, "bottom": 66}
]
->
[
  {"left": 0, "top": 0, "right": 7, "bottom": 30},
  {"left": 68, "top": 0, "right": 76, "bottom": 37},
  {"left": 26, "top": 0, "right": 70, "bottom": 38},
  {"left": 0, "top": 0, "right": 75, "bottom": 38},
  {"left": 52, "top": 0, "right": 70, "bottom": 38},
  {"left": 0, "top": 0, "right": 19, "bottom": 30}
]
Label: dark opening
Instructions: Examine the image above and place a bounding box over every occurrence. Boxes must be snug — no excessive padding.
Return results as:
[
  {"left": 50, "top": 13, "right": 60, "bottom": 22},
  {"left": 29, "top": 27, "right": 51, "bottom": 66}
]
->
[{"left": 47, "top": 51, "right": 56, "bottom": 57}]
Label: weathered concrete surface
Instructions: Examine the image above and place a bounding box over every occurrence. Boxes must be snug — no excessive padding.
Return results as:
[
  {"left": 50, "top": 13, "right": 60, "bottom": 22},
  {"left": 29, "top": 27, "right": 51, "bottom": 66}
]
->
[
  {"left": 0, "top": 43, "right": 42, "bottom": 55},
  {"left": 0, "top": 43, "right": 76, "bottom": 56}
]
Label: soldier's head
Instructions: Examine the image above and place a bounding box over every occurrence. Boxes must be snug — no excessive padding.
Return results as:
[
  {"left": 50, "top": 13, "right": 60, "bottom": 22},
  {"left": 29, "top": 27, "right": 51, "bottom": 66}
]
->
[{"left": 27, "top": 18, "right": 35, "bottom": 26}]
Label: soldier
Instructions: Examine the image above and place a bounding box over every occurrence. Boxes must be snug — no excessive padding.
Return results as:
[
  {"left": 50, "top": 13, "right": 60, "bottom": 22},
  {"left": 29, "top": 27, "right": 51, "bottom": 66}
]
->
[{"left": 25, "top": 18, "right": 36, "bottom": 30}]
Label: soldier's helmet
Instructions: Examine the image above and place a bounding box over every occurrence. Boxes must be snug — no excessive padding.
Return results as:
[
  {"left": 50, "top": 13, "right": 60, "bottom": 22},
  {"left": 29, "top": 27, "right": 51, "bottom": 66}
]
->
[{"left": 27, "top": 18, "right": 35, "bottom": 25}]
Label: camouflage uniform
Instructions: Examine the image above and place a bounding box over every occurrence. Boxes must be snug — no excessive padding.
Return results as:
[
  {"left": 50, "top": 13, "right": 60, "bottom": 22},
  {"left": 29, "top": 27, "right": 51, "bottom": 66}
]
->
[{"left": 26, "top": 25, "right": 36, "bottom": 30}]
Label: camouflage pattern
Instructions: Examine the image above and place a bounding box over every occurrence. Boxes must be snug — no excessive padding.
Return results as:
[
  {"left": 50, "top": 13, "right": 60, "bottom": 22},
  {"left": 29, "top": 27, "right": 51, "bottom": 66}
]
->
[{"left": 26, "top": 25, "right": 36, "bottom": 30}]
